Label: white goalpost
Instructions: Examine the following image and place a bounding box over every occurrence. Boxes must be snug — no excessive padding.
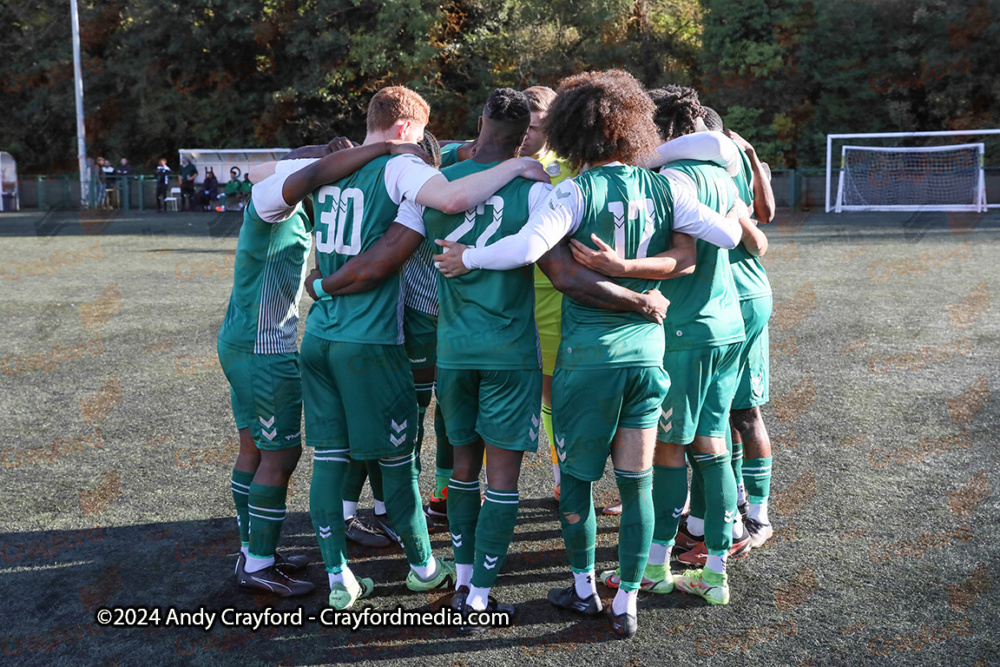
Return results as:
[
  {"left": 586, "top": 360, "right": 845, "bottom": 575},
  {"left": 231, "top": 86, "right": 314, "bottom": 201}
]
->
[{"left": 825, "top": 130, "right": 1000, "bottom": 213}]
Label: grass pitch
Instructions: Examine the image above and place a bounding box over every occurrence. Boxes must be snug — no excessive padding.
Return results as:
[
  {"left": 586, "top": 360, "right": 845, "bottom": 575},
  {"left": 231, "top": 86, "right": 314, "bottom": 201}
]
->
[{"left": 0, "top": 207, "right": 997, "bottom": 666}]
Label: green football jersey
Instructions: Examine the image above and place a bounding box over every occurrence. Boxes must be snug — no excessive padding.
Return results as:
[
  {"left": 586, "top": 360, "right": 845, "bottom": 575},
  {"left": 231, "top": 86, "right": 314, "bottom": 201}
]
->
[
  {"left": 439, "top": 143, "right": 464, "bottom": 168},
  {"left": 558, "top": 165, "right": 674, "bottom": 370},
  {"left": 423, "top": 160, "right": 541, "bottom": 370},
  {"left": 727, "top": 138, "right": 772, "bottom": 300},
  {"left": 218, "top": 199, "right": 313, "bottom": 354},
  {"left": 660, "top": 159, "right": 746, "bottom": 351},
  {"left": 305, "top": 154, "right": 414, "bottom": 345}
]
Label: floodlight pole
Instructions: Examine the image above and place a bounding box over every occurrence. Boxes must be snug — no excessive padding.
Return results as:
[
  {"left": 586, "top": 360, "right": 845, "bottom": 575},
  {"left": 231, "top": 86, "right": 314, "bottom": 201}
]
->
[{"left": 71, "top": 0, "right": 88, "bottom": 208}]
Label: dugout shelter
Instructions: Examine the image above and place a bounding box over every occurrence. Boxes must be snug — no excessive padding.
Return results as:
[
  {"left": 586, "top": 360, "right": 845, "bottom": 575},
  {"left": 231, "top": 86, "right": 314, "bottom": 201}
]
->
[{"left": 177, "top": 148, "right": 291, "bottom": 185}]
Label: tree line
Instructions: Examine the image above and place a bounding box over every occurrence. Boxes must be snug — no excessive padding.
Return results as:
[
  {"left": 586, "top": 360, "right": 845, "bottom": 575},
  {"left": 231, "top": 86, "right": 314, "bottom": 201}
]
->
[{"left": 3, "top": 0, "right": 997, "bottom": 175}]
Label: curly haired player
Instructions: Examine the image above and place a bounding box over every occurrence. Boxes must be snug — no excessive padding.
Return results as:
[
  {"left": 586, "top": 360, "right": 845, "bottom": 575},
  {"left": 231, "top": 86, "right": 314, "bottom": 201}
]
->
[{"left": 577, "top": 86, "right": 768, "bottom": 606}]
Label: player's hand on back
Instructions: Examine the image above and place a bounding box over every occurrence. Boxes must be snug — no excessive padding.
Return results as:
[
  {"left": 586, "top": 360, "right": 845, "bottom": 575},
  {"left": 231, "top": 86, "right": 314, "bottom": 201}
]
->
[
  {"left": 304, "top": 267, "right": 322, "bottom": 300},
  {"left": 433, "top": 240, "right": 471, "bottom": 278},
  {"left": 570, "top": 234, "right": 627, "bottom": 277},
  {"left": 723, "top": 129, "right": 755, "bottom": 156},
  {"left": 640, "top": 289, "right": 669, "bottom": 324},
  {"left": 386, "top": 140, "right": 432, "bottom": 166},
  {"left": 515, "top": 157, "right": 552, "bottom": 184},
  {"left": 326, "top": 137, "right": 356, "bottom": 153}
]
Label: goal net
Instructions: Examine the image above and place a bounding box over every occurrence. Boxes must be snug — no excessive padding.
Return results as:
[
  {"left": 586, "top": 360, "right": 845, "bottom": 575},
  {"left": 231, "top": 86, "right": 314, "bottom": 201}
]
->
[
  {"left": 835, "top": 143, "right": 986, "bottom": 212},
  {"left": 825, "top": 130, "right": 1000, "bottom": 213}
]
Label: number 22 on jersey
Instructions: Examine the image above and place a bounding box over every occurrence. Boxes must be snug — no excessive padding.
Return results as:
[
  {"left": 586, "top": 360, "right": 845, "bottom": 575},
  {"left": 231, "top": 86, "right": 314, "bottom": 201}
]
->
[
  {"left": 444, "top": 196, "right": 504, "bottom": 247},
  {"left": 315, "top": 185, "right": 364, "bottom": 256}
]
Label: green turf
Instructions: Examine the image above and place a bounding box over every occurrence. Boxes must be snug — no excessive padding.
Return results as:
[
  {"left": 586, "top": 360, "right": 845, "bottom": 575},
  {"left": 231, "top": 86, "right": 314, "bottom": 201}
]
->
[{"left": 0, "top": 208, "right": 997, "bottom": 666}]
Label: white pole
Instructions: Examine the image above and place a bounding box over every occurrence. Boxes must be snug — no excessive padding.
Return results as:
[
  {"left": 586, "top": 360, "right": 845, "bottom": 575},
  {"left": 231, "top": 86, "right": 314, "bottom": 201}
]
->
[
  {"left": 825, "top": 134, "right": 832, "bottom": 212},
  {"left": 71, "top": 0, "right": 88, "bottom": 208}
]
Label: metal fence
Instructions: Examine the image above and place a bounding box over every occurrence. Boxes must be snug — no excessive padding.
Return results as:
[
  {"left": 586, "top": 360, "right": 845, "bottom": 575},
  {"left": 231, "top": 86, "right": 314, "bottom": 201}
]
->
[{"left": 8, "top": 168, "right": 1000, "bottom": 213}]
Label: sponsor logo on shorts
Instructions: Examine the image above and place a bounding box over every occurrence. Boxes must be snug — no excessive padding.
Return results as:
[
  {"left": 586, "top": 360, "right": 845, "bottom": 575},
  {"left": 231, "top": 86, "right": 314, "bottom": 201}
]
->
[
  {"left": 554, "top": 435, "right": 567, "bottom": 462},
  {"left": 390, "top": 419, "right": 407, "bottom": 447},
  {"left": 259, "top": 416, "right": 277, "bottom": 441}
]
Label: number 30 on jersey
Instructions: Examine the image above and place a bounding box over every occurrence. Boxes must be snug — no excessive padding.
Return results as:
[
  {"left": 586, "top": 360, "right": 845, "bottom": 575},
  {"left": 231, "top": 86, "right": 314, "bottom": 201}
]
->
[{"left": 315, "top": 185, "right": 364, "bottom": 256}]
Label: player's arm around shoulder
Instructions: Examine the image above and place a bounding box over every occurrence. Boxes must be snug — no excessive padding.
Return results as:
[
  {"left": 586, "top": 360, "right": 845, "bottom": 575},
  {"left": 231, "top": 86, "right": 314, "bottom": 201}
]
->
[
  {"left": 569, "top": 231, "right": 697, "bottom": 280},
  {"left": 414, "top": 157, "right": 549, "bottom": 215},
  {"left": 537, "top": 241, "right": 668, "bottom": 324},
  {"left": 306, "top": 198, "right": 427, "bottom": 300},
  {"left": 433, "top": 178, "right": 571, "bottom": 278}
]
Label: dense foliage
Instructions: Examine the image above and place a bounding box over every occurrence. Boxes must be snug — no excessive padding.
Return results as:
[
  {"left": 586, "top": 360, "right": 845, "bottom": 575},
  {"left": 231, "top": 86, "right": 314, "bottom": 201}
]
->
[{"left": 2, "top": 0, "right": 997, "bottom": 173}]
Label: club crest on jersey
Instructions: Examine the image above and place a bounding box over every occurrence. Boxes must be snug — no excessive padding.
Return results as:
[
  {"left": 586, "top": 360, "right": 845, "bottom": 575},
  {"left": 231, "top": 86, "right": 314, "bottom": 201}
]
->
[{"left": 545, "top": 162, "right": 561, "bottom": 177}]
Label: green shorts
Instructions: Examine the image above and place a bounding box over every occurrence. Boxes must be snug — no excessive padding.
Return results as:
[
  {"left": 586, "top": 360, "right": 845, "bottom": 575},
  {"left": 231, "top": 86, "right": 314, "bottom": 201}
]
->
[
  {"left": 403, "top": 306, "right": 437, "bottom": 371},
  {"left": 552, "top": 365, "right": 669, "bottom": 482},
  {"left": 732, "top": 296, "right": 771, "bottom": 410},
  {"left": 658, "top": 343, "right": 742, "bottom": 445},
  {"left": 534, "top": 267, "right": 563, "bottom": 376},
  {"left": 300, "top": 334, "right": 418, "bottom": 460},
  {"left": 217, "top": 341, "right": 302, "bottom": 450},
  {"left": 436, "top": 367, "right": 542, "bottom": 451}
]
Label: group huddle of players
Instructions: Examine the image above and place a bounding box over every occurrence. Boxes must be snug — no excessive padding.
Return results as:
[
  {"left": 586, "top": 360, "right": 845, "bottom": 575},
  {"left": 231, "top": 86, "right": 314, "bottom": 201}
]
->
[{"left": 217, "top": 68, "right": 776, "bottom": 639}]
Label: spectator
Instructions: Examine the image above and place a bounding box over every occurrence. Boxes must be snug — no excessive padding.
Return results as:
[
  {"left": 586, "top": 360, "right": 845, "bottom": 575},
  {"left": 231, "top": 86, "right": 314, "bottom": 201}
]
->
[
  {"left": 200, "top": 167, "right": 218, "bottom": 210},
  {"left": 178, "top": 157, "right": 197, "bottom": 211},
  {"left": 114, "top": 158, "right": 133, "bottom": 206},
  {"left": 95, "top": 157, "right": 114, "bottom": 209},
  {"left": 155, "top": 158, "right": 171, "bottom": 212},
  {"left": 224, "top": 166, "right": 243, "bottom": 210},
  {"left": 116, "top": 158, "right": 133, "bottom": 179}
]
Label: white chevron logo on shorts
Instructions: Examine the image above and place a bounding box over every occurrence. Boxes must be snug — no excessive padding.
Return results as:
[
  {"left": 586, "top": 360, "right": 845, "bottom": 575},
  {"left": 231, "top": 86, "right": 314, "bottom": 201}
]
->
[
  {"left": 672, "top": 506, "right": 684, "bottom": 518},
  {"left": 484, "top": 554, "right": 498, "bottom": 570},
  {"left": 391, "top": 419, "right": 407, "bottom": 433},
  {"left": 659, "top": 407, "right": 673, "bottom": 433},
  {"left": 724, "top": 509, "right": 737, "bottom": 523},
  {"left": 319, "top": 525, "right": 331, "bottom": 539},
  {"left": 555, "top": 435, "right": 567, "bottom": 462},
  {"left": 259, "top": 415, "right": 275, "bottom": 428},
  {"left": 531, "top": 414, "right": 539, "bottom": 427},
  {"left": 262, "top": 428, "right": 277, "bottom": 441},
  {"left": 529, "top": 428, "right": 538, "bottom": 442},
  {"left": 390, "top": 433, "right": 406, "bottom": 447},
  {"left": 452, "top": 533, "right": 463, "bottom": 547}
]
